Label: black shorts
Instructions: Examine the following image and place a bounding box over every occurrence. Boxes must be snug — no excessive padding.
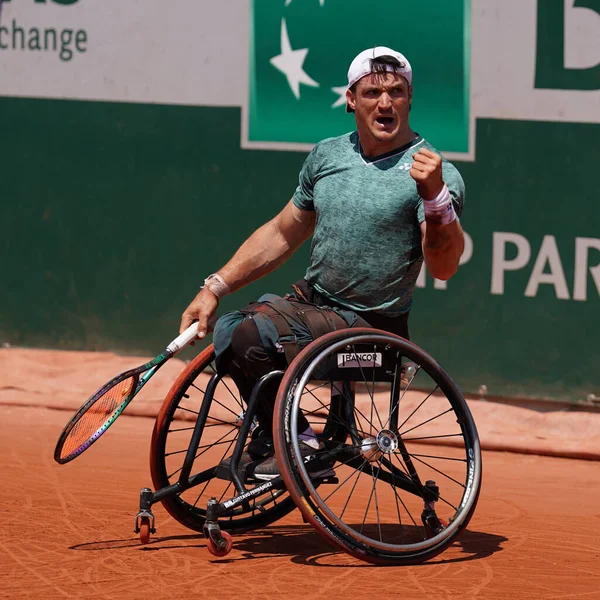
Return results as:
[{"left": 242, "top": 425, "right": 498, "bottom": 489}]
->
[{"left": 291, "top": 279, "right": 410, "bottom": 340}]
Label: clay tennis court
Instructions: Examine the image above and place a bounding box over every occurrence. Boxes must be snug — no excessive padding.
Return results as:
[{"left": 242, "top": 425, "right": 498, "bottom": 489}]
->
[{"left": 1, "top": 348, "right": 600, "bottom": 599}]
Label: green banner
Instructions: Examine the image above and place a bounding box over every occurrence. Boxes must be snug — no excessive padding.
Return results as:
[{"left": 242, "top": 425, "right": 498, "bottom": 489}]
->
[{"left": 248, "top": 0, "right": 470, "bottom": 153}]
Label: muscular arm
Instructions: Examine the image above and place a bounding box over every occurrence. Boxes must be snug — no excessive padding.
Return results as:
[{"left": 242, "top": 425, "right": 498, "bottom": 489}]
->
[
  {"left": 220, "top": 200, "right": 315, "bottom": 293},
  {"left": 411, "top": 148, "right": 465, "bottom": 281},
  {"left": 420, "top": 219, "right": 464, "bottom": 281},
  {"left": 179, "top": 200, "right": 315, "bottom": 335}
]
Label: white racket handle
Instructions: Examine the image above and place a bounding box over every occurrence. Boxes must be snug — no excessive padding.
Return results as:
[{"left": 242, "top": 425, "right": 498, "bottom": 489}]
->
[{"left": 166, "top": 323, "right": 201, "bottom": 355}]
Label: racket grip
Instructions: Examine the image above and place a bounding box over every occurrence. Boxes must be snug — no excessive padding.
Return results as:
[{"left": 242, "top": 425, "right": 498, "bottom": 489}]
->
[{"left": 166, "top": 324, "right": 200, "bottom": 355}]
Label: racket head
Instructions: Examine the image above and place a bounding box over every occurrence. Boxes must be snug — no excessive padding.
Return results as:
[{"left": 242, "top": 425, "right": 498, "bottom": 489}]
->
[{"left": 54, "top": 371, "right": 140, "bottom": 464}]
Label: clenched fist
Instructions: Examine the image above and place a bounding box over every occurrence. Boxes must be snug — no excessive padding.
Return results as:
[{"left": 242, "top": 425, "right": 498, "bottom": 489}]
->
[{"left": 410, "top": 148, "right": 444, "bottom": 200}]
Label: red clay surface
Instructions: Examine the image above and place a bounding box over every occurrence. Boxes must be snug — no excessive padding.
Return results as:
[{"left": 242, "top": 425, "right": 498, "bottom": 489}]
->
[{"left": 2, "top": 403, "right": 600, "bottom": 600}]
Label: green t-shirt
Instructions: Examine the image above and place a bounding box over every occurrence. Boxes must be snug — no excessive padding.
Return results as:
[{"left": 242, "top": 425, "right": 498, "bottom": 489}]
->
[{"left": 293, "top": 131, "right": 465, "bottom": 316}]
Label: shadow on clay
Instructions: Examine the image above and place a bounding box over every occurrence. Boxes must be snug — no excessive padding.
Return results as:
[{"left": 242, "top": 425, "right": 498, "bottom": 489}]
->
[{"left": 70, "top": 524, "right": 507, "bottom": 567}]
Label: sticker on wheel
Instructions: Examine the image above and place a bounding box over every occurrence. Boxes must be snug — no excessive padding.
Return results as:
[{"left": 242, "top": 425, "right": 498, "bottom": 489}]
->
[{"left": 337, "top": 352, "right": 382, "bottom": 368}]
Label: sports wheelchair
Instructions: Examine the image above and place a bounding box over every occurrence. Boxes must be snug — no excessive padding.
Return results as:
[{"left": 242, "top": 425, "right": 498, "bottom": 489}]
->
[{"left": 134, "top": 328, "right": 481, "bottom": 565}]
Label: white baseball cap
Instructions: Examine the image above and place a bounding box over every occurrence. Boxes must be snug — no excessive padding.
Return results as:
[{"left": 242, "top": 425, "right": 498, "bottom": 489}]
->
[{"left": 347, "top": 46, "right": 413, "bottom": 89}]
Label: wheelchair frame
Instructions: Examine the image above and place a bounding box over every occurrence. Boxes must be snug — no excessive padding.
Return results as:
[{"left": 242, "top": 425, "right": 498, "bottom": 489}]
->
[{"left": 134, "top": 329, "right": 481, "bottom": 563}]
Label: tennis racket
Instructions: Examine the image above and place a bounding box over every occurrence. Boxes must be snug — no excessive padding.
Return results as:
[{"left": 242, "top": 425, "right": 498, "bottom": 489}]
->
[{"left": 54, "top": 323, "right": 200, "bottom": 464}]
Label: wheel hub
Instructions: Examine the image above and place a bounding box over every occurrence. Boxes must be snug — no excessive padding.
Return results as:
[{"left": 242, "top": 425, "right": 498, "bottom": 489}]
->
[
  {"left": 376, "top": 429, "right": 398, "bottom": 453},
  {"left": 360, "top": 429, "right": 399, "bottom": 462}
]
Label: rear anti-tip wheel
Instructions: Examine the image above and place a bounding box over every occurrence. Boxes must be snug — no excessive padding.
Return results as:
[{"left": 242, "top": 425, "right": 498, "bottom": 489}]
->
[
  {"left": 206, "top": 530, "right": 233, "bottom": 557},
  {"left": 424, "top": 515, "right": 449, "bottom": 539},
  {"left": 139, "top": 517, "right": 151, "bottom": 545}
]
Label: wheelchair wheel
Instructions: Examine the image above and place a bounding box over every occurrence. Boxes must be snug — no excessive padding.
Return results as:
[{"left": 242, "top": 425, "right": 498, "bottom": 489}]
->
[
  {"left": 151, "top": 344, "right": 296, "bottom": 533},
  {"left": 273, "top": 328, "right": 482, "bottom": 565}
]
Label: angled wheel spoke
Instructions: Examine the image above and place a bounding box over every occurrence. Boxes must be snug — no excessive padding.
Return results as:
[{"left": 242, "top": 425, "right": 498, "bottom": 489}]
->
[
  {"left": 390, "top": 452, "right": 426, "bottom": 537},
  {"left": 204, "top": 418, "right": 239, "bottom": 427},
  {"left": 387, "top": 460, "right": 425, "bottom": 538},
  {"left": 359, "top": 464, "right": 377, "bottom": 534},
  {"left": 392, "top": 480, "right": 403, "bottom": 527},
  {"left": 215, "top": 377, "right": 245, "bottom": 411},
  {"left": 402, "top": 433, "right": 463, "bottom": 442},
  {"left": 167, "top": 427, "right": 237, "bottom": 479},
  {"left": 168, "top": 426, "right": 196, "bottom": 433},
  {"left": 321, "top": 454, "right": 371, "bottom": 503},
  {"left": 192, "top": 478, "right": 213, "bottom": 509},
  {"left": 349, "top": 398, "right": 379, "bottom": 437},
  {"left": 400, "top": 408, "right": 454, "bottom": 437},
  {"left": 306, "top": 380, "right": 334, "bottom": 394},
  {"left": 339, "top": 468, "right": 364, "bottom": 520},
  {"left": 390, "top": 448, "right": 412, "bottom": 480},
  {"left": 400, "top": 452, "right": 466, "bottom": 488},
  {"left": 175, "top": 406, "right": 200, "bottom": 417},
  {"left": 332, "top": 380, "right": 371, "bottom": 439},
  {"left": 382, "top": 360, "right": 423, "bottom": 432},
  {"left": 195, "top": 438, "right": 241, "bottom": 451},
  {"left": 371, "top": 460, "right": 384, "bottom": 542},
  {"left": 192, "top": 434, "right": 238, "bottom": 508},
  {"left": 302, "top": 400, "right": 368, "bottom": 436},
  {"left": 408, "top": 453, "right": 466, "bottom": 462},
  {"left": 191, "top": 383, "right": 240, "bottom": 420},
  {"left": 398, "top": 387, "right": 438, "bottom": 431},
  {"left": 164, "top": 449, "right": 189, "bottom": 458},
  {"left": 302, "top": 382, "right": 367, "bottom": 435},
  {"left": 192, "top": 428, "right": 238, "bottom": 463},
  {"left": 301, "top": 391, "right": 362, "bottom": 437},
  {"left": 437, "top": 493, "right": 459, "bottom": 512},
  {"left": 351, "top": 344, "right": 383, "bottom": 431},
  {"left": 325, "top": 376, "right": 377, "bottom": 436},
  {"left": 351, "top": 402, "right": 370, "bottom": 441},
  {"left": 296, "top": 442, "right": 364, "bottom": 491},
  {"left": 218, "top": 481, "right": 233, "bottom": 503}
]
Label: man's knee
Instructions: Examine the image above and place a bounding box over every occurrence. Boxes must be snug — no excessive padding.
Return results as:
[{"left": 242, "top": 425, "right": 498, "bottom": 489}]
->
[{"left": 230, "top": 317, "right": 278, "bottom": 377}]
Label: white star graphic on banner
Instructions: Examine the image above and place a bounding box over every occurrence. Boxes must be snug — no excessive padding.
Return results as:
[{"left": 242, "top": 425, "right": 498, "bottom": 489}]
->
[
  {"left": 285, "top": 0, "right": 325, "bottom": 6},
  {"left": 270, "top": 18, "right": 319, "bottom": 99},
  {"left": 331, "top": 85, "right": 347, "bottom": 108}
]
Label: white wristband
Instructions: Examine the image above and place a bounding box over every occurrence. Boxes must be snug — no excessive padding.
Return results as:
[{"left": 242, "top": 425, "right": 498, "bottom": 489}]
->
[
  {"left": 202, "top": 273, "right": 230, "bottom": 299},
  {"left": 423, "top": 184, "right": 457, "bottom": 225}
]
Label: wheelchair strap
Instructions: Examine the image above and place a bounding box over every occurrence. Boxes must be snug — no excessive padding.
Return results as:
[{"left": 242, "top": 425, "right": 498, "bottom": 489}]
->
[
  {"left": 240, "top": 300, "right": 299, "bottom": 364},
  {"left": 240, "top": 295, "right": 349, "bottom": 364}
]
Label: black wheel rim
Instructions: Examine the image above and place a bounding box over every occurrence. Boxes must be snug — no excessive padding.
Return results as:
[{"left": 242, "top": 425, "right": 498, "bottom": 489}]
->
[{"left": 284, "top": 333, "right": 481, "bottom": 556}]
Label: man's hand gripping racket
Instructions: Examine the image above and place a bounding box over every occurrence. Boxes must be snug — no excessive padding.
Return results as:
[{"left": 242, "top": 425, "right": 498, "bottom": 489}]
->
[{"left": 54, "top": 324, "right": 200, "bottom": 464}]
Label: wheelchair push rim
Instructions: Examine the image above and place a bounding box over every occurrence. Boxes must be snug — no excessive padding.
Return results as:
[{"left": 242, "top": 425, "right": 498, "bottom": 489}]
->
[{"left": 274, "top": 328, "right": 482, "bottom": 564}]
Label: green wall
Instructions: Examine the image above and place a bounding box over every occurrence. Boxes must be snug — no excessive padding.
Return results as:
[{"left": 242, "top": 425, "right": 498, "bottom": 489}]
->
[{"left": 1, "top": 97, "right": 598, "bottom": 403}]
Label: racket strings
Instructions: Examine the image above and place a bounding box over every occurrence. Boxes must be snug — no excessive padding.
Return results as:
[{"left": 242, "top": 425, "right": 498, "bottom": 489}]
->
[{"left": 59, "top": 376, "right": 136, "bottom": 459}]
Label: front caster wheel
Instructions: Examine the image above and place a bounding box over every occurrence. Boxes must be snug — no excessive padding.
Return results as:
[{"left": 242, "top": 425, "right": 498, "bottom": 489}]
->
[
  {"left": 206, "top": 530, "right": 233, "bottom": 557},
  {"left": 139, "top": 517, "right": 151, "bottom": 544}
]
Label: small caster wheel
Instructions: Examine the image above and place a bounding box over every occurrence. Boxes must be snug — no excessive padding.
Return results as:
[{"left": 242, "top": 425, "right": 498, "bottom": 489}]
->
[
  {"left": 139, "top": 516, "right": 151, "bottom": 544},
  {"left": 206, "top": 530, "right": 233, "bottom": 557}
]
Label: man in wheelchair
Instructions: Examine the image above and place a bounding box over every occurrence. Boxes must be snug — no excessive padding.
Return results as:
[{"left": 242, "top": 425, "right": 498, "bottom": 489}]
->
[{"left": 180, "top": 46, "right": 465, "bottom": 482}]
